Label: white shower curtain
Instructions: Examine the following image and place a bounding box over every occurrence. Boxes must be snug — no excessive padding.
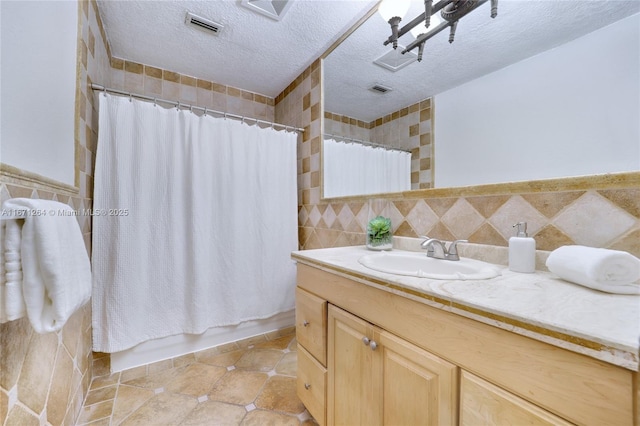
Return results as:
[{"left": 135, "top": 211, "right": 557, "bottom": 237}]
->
[
  {"left": 323, "top": 138, "right": 411, "bottom": 198},
  {"left": 92, "top": 93, "right": 298, "bottom": 353}
]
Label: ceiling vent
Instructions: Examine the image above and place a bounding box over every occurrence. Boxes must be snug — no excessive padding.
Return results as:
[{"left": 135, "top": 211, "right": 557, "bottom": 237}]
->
[
  {"left": 373, "top": 46, "right": 417, "bottom": 72},
  {"left": 240, "top": 0, "right": 293, "bottom": 21},
  {"left": 369, "top": 84, "right": 393, "bottom": 94},
  {"left": 185, "top": 12, "right": 224, "bottom": 35}
]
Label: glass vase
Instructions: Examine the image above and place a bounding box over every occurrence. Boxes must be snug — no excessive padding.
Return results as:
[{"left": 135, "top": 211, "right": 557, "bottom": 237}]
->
[{"left": 366, "top": 199, "right": 393, "bottom": 251}]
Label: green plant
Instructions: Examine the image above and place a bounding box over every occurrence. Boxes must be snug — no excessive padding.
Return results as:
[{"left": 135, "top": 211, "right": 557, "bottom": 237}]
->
[{"left": 367, "top": 216, "right": 392, "bottom": 246}]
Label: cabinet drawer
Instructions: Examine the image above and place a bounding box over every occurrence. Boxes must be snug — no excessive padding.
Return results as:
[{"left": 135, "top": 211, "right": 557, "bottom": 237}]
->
[
  {"left": 297, "top": 344, "right": 327, "bottom": 426},
  {"left": 460, "top": 371, "right": 573, "bottom": 426},
  {"left": 296, "top": 287, "right": 327, "bottom": 365}
]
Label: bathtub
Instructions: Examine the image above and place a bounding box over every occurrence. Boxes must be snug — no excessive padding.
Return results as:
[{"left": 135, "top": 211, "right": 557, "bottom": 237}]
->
[{"left": 110, "top": 309, "right": 295, "bottom": 373}]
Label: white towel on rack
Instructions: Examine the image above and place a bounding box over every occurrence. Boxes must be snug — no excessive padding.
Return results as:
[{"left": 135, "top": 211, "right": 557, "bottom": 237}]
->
[
  {"left": 1, "top": 198, "right": 92, "bottom": 332},
  {"left": 2, "top": 218, "right": 26, "bottom": 322}
]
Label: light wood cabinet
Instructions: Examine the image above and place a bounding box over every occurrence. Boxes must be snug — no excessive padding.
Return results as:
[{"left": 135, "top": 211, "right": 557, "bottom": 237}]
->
[
  {"left": 295, "top": 287, "right": 328, "bottom": 425},
  {"left": 296, "top": 263, "right": 635, "bottom": 425},
  {"left": 327, "top": 305, "right": 459, "bottom": 426},
  {"left": 295, "top": 287, "right": 327, "bottom": 365},
  {"left": 296, "top": 345, "right": 326, "bottom": 426},
  {"left": 460, "top": 371, "right": 573, "bottom": 425},
  {"left": 379, "top": 327, "right": 458, "bottom": 426},
  {"left": 327, "top": 304, "right": 379, "bottom": 425}
]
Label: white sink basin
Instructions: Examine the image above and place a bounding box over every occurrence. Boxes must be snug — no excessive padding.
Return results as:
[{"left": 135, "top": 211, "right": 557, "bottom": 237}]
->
[{"left": 358, "top": 251, "right": 502, "bottom": 280}]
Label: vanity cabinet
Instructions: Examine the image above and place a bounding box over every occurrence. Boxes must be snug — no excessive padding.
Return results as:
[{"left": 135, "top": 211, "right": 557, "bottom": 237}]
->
[
  {"left": 328, "top": 304, "right": 458, "bottom": 425},
  {"left": 295, "top": 262, "right": 636, "bottom": 425}
]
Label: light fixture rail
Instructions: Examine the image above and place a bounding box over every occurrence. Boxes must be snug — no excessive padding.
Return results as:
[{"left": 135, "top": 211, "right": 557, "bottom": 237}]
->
[
  {"left": 90, "top": 84, "right": 305, "bottom": 133},
  {"left": 382, "top": 0, "right": 497, "bottom": 60}
]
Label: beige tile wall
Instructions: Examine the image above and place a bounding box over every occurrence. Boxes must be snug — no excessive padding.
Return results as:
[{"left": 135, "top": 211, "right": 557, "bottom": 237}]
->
[
  {"left": 0, "top": 0, "right": 109, "bottom": 424},
  {"left": 288, "top": 61, "right": 640, "bottom": 258},
  {"left": 275, "top": 59, "right": 322, "bottom": 209},
  {"left": 108, "top": 58, "right": 275, "bottom": 122}
]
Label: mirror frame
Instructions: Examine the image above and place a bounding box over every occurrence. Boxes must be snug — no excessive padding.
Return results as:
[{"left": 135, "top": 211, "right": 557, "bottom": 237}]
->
[{"left": 319, "top": 2, "right": 640, "bottom": 202}]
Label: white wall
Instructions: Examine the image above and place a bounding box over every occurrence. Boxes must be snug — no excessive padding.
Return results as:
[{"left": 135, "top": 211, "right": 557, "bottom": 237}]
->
[
  {"left": 1, "top": 1, "right": 77, "bottom": 186},
  {"left": 434, "top": 13, "right": 640, "bottom": 188}
]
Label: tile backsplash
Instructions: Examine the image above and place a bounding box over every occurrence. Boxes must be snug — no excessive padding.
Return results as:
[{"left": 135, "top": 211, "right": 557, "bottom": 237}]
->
[{"left": 297, "top": 187, "right": 640, "bottom": 257}]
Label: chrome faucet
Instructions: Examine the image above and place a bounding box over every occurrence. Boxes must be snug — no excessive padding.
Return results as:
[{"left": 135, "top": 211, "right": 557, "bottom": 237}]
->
[{"left": 420, "top": 237, "right": 467, "bottom": 261}]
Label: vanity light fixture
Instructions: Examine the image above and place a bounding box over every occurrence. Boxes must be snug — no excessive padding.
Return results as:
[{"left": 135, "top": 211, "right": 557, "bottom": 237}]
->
[
  {"left": 378, "top": 0, "right": 411, "bottom": 49},
  {"left": 381, "top": 0, "right": 498, "bottom": 61}
]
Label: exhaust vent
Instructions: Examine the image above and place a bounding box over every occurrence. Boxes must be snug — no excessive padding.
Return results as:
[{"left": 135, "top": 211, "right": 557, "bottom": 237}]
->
[
  {"left": 240, "top": 0, "right": 293, "bottom": 21},
  {"left": 373, "top": 46, "right": 417, "bottom": 72},
  {"left": 185, "top": 12, "right": 223, "bottom": 35},
  {"left": 369, "top": 84, "right": 393, "bottom": 94}
]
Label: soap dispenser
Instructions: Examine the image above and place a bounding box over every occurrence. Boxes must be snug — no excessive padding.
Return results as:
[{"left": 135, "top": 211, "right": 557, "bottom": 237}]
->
[{"left": 508, "top": 222, "right": 536, "bottom": 273}]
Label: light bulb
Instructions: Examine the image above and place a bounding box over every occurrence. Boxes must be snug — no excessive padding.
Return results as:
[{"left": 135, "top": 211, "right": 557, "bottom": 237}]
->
[
  {"left": 410, "top": 12, "right": 441, "bottom": 38},
  {"left": 378, "top": 0, "right": 411, "bottom": 22}
]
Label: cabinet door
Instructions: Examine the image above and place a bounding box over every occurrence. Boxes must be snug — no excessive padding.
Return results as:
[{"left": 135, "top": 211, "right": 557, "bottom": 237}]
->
[
  {"left": 460, "top": 371, "right": 573, "bottom": 426},
  {"left": 379, "top": 330, "right": 458, "bottom": 426},
  {"left": 327, "top": 305, "right": 381, "bottom": 426}
]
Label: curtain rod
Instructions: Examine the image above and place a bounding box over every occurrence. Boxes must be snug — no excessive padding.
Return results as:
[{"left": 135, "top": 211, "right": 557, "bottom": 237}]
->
[
  {"left": 90, "top": 84, "right": 305, "bottom": 133},
  {"left": 323, "top": 133, "right": 412, "bottom": 153}
]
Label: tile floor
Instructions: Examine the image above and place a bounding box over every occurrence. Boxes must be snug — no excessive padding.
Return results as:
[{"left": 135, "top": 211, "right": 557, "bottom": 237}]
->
[{"left": 78, "top": 330, "right": 318, "bottom": 425}]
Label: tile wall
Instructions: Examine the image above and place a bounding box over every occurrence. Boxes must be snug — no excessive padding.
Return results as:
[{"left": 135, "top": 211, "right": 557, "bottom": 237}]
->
[
  {"left": 324, "top": 98, "right": 433, "bottom": 190},
  {"left": 274, "top": 59, "right": 322, "bottom": 209},
  {"left": 108, "top": 59, "right": 275, "bottom": 122},
  {"left": 0, "top": 0, "right": 110, "bottom": 424},
  {"left": 288, "top": 61, "right": 640, "bottom": 258}
]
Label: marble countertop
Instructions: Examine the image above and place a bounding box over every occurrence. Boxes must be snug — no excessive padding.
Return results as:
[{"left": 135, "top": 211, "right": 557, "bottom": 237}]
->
[{"left": 291, "top": 245, "right": 640, "bottom": 371}]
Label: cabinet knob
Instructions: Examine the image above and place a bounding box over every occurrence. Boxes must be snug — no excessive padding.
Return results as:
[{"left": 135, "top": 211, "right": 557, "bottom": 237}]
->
[
  {"left": 369, "top": 341, "right": 378, "bottom": 351},
  {"left": 362, "top": 337, "right": 370, "bottom": 346},
  {"left": 303, "top": 320, "right": 310, "bottom": 327},
  {"left": 304, "top": 383, "right": 311, "bottom": 390}
]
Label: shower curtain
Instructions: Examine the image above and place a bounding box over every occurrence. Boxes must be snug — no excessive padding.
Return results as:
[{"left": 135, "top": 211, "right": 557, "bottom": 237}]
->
[
  {"left": 323, "top": 138, "right": 411, "bottom": 198},
  {"left": 92, "top": 93, "right": 298, "bottom": 353}
]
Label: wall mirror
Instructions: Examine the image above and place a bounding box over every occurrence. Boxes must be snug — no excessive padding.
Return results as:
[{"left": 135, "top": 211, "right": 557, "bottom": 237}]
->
[{"left": 322, "top": 1, "right": 640, "bottom": 199}]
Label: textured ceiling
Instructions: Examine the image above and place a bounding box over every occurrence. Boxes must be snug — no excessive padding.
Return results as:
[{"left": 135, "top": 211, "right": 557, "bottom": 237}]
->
[
  {"left": 97, "top": 0, "right": 377, "bottom": 98},
  {"left": 98, "top": 0, "right": 639, "bottom": 112},
  {"left": 325, "top": 1, "right": 640, "bottom": 122}
]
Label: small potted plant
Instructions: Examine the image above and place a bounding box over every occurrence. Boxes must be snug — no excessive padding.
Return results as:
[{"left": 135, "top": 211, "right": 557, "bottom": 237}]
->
[{"left": 366, "top": 215, "right": 392, "bottom": 250}]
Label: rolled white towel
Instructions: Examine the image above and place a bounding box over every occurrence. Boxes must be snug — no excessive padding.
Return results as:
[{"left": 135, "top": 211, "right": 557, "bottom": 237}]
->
[
  {"left": 4, "top": 218, "right": 27, "bottom": 320},
  {"left": 546, "top": 245, "right": 640, "bottom": 295}
]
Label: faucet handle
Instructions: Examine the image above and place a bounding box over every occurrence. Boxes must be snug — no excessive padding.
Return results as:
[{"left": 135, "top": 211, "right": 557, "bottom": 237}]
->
[{"left": 447, "top": 239, "right": 468, "bottom": 256}]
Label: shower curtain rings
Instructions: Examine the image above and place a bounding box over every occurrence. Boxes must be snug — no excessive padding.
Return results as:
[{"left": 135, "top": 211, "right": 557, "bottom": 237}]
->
[
  {"left": 153, "top": 98, "right": 157, "bottom": 107},
  {"left": 203, "top": 107, "right": 207, "bottom": 116},
  {"left": 177, "top": 102, "right": 181, "bottom": 111}
]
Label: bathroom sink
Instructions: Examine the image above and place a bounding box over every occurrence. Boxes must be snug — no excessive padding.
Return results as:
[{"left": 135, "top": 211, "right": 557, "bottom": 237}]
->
[{"left": 358, "top": 251, "right": 502, "bottom": 280}]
